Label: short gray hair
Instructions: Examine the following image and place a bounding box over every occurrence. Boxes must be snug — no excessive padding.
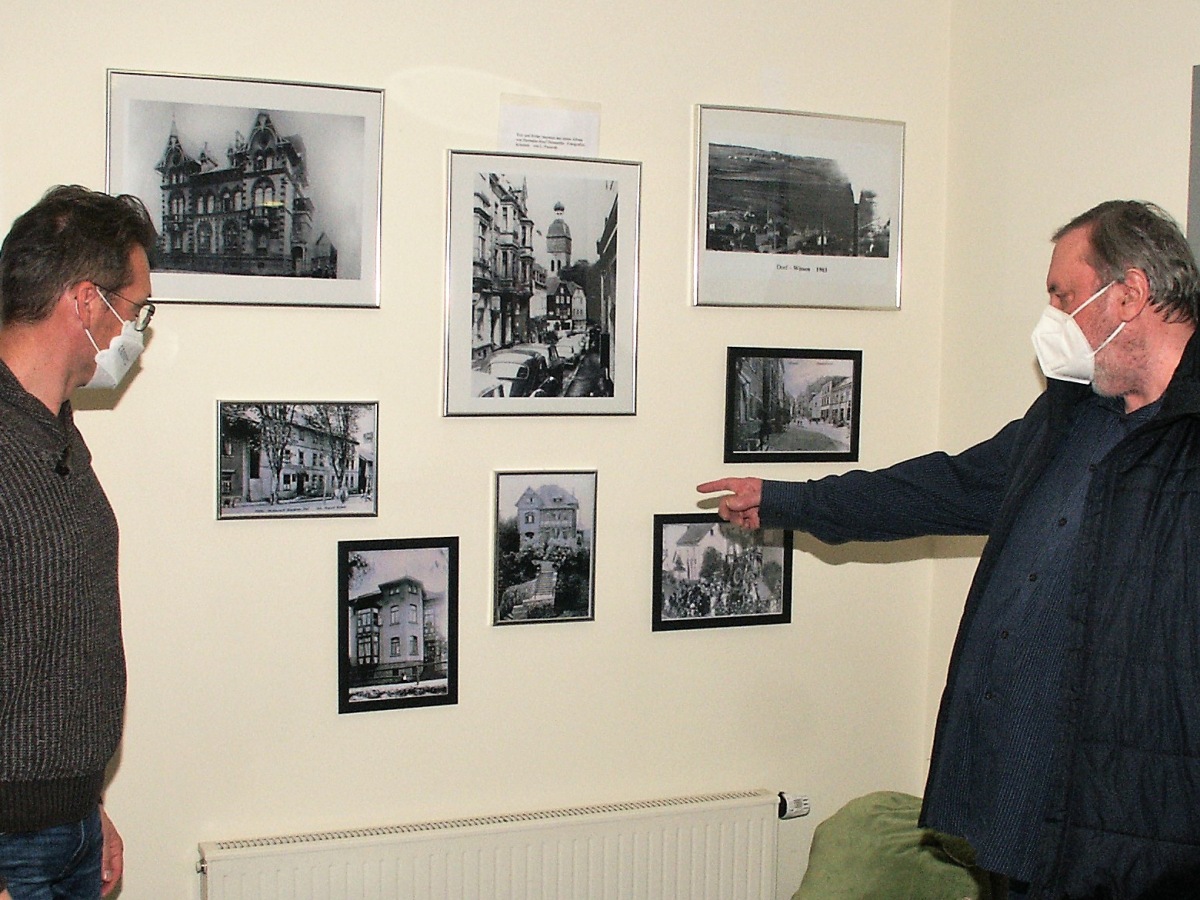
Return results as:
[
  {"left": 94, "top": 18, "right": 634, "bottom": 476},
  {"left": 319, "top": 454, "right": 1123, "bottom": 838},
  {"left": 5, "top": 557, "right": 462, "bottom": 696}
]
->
[{"left": 1053, "top": 200, "right": 1200, "bottom": 324}]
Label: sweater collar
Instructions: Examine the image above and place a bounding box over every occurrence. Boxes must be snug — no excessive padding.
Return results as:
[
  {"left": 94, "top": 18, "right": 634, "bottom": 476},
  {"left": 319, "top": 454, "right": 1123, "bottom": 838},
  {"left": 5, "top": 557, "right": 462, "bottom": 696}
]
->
[{"left": 0, "top": 357, "right": 73, "bottom": 431}]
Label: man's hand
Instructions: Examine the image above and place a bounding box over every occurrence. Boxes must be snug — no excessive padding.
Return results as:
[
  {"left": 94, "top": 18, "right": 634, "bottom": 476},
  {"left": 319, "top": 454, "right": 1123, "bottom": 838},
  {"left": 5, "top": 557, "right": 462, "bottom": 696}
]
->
[
  {"left": 697, "top": 477, "right": 763, "bottom": 529},
  {"left": 99, "top": 806, "right": 123, "bottom": 897}
]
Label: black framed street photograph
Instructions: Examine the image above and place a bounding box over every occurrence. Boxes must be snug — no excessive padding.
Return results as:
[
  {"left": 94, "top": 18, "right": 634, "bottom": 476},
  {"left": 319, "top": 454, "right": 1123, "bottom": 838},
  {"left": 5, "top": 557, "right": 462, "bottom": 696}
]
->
[
  {"left": 724, "top": 347, "right": 862, "bottom": 463},
  {"left": 444, "top": 151, "right": 640, "bottom": 416},
  {"left": 106, "top": 70, "right": 383, "bottom": 307},
  {"left": 217, "top": 402, "right": 377, "bottom": 519},
  {"left": 338, "top": 537, "right": 459, "bottom": 714},
  {"left": 653, "top": 514, "right": 792, "bottom": 631},
  {"left": 694, "top": 104, "right": 904, "bottom": 309},
  {"left": 493, "top": 470, "right": 597, "bottom": 625}
]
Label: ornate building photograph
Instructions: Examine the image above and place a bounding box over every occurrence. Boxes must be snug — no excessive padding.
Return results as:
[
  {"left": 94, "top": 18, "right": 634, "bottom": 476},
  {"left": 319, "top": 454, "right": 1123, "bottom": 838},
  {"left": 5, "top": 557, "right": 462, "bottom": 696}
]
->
[
  {"left": 107, "top": 72, "right": 383, "bottom": 306},
  {"left": 154, "top": 110, "right": 339, "bottom": 278},
  {"left": 150, "top": 106, "right": 352, "bottom": 278}
]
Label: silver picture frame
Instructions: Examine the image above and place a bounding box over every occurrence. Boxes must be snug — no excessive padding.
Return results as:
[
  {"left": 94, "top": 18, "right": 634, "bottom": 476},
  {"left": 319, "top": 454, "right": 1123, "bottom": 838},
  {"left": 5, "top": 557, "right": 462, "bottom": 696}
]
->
[
  {"left": 492, "top": 470, "right": 597, "bottom": 625},
  {"left": 106, "top": 69, "right": 383, "bottom": 308},
  {"left": 217, "top": 401, "right": 378, "bottom": 520},
  {"left": 444, "top": 150, "right": 640, "bottom": 415},
  {"left": 694, "top": 104, "right": 904, "bottom": 309}
]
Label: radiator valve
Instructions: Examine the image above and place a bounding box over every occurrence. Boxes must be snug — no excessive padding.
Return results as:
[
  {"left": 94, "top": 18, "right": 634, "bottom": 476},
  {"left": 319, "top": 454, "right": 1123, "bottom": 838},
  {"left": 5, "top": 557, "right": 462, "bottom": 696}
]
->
[{"left": 778, "top": 792, "right": 812, "bottom": 819}]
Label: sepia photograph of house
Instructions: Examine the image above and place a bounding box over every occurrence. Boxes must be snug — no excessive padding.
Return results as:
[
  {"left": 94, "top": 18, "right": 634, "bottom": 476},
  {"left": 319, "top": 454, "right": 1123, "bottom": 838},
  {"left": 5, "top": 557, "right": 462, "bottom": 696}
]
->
[
  {"left": 653, "top": 514, "right": 792, "bottom": 631},
  {"left": 338, "top": 537, "right": 458, "bottom": 713},
  {"left": 493, "top": 471, "right": 596, "bottom": 624},
  {"left": 217, "top": 401, "right": 376, "bottom": 519}
]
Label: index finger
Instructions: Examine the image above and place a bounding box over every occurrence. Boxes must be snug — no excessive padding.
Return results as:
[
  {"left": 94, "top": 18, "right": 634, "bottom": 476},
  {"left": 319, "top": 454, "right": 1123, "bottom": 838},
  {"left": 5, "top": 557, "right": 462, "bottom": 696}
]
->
[{"left": 696, "top": 478, "right": 736, "bottom": 494}]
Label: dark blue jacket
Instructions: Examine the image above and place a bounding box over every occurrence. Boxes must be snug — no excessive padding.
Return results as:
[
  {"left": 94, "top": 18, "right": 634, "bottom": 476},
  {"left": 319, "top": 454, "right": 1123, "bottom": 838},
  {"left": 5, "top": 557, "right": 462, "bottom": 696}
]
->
[{"left": 761, "top": 331, "right": 1200, "bottom": 898}]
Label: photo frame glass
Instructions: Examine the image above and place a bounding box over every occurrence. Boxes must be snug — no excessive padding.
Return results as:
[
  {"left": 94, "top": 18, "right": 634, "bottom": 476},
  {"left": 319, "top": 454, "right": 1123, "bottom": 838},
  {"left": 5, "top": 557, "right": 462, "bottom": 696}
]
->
[
  {"left": 694, "top": 104, "right": 904, "bottom": 309},
  {"left": 724, "top": 347, "right": 862, "bottom": 463},
  {"left": 217, "top": 401, "right": 378, "bottom": 519},
  {"left": 493, "top": 470, "right": 597, "bottom": 625},
  {"left": 338, "top": 537, "right": 459, "bottom": 714},
  {"left": 1185, "top": 64, "right": 1200, "bottom": 258},
  {"left": 445, "top": 151, "right": 640, "bottom": 416},
  {"left": 107, "top": 70, "right": 383, "bottom": 308},
  {"left": 653, "top": 514, "right": 792, "bottom": 631}
]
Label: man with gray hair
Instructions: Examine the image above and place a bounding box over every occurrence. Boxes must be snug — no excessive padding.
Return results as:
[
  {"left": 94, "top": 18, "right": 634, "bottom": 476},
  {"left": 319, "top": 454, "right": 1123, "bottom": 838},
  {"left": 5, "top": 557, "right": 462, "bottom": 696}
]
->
[
  {"left": 700, "top": 200, "right": 1200, "bottom": 897},
  {"left": 0, "top": 185, "right": 157, "bottom": 898}
]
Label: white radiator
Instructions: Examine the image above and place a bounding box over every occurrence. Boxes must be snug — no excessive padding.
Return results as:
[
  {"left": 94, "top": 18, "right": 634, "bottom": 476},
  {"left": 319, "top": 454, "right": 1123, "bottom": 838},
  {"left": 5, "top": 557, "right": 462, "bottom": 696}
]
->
[{"left": 197, "top": 789, "right": 778, "bottom": 900}]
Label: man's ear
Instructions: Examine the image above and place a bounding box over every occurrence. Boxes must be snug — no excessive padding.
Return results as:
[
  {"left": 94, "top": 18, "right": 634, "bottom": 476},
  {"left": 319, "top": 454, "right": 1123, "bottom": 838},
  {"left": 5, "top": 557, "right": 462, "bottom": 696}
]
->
[
  {"left": 62, "top": 281, "right": 97, "bottom": 326},
  {"left": 1117, "top": 267, "right": 1152, "bottom": 323}
]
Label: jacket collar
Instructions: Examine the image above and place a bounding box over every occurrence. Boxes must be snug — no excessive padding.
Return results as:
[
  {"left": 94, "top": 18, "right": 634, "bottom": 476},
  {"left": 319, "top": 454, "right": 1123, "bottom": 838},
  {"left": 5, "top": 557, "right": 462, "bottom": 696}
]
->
[
  {"left": 1041, "top": 326, "right": 1200, "bottom": 426},
  {"left": 1158, "top": 326, "right": 1200, "bottom": 420}
]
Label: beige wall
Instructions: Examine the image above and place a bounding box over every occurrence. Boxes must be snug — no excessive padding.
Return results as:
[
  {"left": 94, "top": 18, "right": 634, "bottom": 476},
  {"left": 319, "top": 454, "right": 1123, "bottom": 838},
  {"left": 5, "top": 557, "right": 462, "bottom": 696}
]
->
[
  {"left": 7, "top": 1, "right": 1195, "bottom": 898},
  {"left": 930, "top": 2, "right": 1200, "bottom": 730}
]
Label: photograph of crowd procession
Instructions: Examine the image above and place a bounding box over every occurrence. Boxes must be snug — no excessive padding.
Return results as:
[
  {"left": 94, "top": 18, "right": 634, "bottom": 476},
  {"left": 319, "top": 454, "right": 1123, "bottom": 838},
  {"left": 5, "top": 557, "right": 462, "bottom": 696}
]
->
[{"left": 653, "top": 513, "right": 792, "bottom": 631}]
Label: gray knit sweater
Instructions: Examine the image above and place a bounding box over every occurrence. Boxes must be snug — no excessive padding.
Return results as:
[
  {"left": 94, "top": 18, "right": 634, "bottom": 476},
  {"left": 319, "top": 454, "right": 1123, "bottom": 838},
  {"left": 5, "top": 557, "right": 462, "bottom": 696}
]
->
[{"left": 0, "top": 360, "right": 126, "bottom": 833}]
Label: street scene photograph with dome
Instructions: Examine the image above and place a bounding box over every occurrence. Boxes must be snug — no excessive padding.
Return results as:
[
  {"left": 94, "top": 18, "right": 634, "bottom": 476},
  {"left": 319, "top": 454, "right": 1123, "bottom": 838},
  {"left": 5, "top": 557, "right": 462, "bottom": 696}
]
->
[{"left": 466, "top": 168, "right": 621, "bottom": 401}]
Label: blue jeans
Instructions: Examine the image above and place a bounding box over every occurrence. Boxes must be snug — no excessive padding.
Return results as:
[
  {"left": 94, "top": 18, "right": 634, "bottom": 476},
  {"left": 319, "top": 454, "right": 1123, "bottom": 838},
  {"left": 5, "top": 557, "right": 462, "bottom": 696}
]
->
[{"left": 0, "top": 808, "right": 102, "bottom": 899}]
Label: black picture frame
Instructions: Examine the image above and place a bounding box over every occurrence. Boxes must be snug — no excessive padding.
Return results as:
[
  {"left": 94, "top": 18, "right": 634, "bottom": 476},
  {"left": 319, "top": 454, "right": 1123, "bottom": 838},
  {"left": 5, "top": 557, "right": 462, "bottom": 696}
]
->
[
  {"left": 724, "top": 347, "right": 862, "bottom": 464},
  {"left": 652, "top": 513, "right": 792, "bottom": 631},
  {"left": 338, "top": 537, "right": 459, "bottom": 714}
]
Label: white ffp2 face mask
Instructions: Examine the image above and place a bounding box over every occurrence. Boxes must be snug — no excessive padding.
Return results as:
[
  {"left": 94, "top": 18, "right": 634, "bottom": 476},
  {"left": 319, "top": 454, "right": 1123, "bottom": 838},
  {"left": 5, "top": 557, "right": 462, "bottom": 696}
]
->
[
  {"left": 1031, "top": 281, "right": 1124, "bottom": 384},
  {"left": 78, "top": 293, "right": 145, "bottom": 390}
]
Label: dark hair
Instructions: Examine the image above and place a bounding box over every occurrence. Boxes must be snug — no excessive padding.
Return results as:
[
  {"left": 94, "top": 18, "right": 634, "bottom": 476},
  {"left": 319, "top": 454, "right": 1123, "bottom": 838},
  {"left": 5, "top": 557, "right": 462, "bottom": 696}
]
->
[
  {"left": 1053, "top": 200, "right": 1200, "bottom": 324},
  {"left": 0, "top": 184, "right": 157, "bottom": 325}
]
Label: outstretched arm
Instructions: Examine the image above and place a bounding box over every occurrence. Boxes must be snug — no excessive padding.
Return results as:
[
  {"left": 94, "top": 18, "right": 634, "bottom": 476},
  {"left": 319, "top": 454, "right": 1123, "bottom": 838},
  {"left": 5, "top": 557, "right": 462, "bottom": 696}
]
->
[{"left": 697, "top": 478, "right": 763, "bottom": 529}]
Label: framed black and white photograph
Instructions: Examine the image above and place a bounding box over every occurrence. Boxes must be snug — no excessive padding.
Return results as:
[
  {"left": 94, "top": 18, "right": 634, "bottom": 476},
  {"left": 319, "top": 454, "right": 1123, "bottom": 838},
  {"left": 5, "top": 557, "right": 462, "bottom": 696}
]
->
[
  {"left": 106, "top": 70, "right": 383, "bottom": 307},
  {"left": 493, "top": 470, "right": 597, "bottom": 625},
  {"left": 338, "top": 537, "right": 458, "bottom": 714},
  {"left": 1185, "top": 64, "right": 1200, "bottom": 258},
  {"left": 694, "top": 104, "right": 904, "bottom": 309},
  {"left": 653, "top": 514, "right": 792, "bottom": 631},
  {"left": 724, "top": 347, "right": 862, "bottom": 463},
  {"left": 217, "top": 401, "right": 377, "bottom": 519},
  {"left": 444, "top": 151, "right": 640, "bottom": 416}
]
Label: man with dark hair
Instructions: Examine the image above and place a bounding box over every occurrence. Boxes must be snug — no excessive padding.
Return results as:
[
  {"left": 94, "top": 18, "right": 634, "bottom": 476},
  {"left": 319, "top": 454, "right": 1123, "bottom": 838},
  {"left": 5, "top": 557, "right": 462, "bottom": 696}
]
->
[
  {"left": 700, "top": 200, "right": 1200, "bottom": 898},
  {"left": 0, "top": 185, "right": 157, "bottom": 899}
]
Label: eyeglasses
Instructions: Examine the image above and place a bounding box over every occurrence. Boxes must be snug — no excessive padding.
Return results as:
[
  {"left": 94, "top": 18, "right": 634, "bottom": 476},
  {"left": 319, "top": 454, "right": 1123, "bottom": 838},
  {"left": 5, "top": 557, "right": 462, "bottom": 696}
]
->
[{"left": 96, "top": 287, "right": 155, "bottom": 332}]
